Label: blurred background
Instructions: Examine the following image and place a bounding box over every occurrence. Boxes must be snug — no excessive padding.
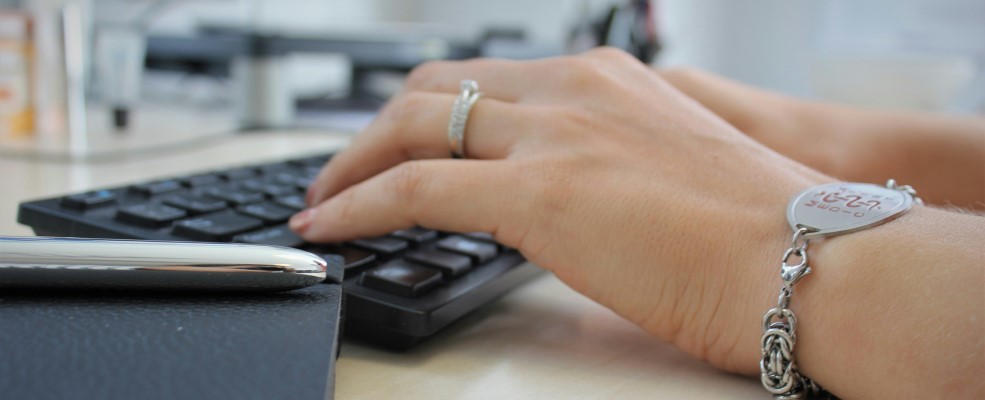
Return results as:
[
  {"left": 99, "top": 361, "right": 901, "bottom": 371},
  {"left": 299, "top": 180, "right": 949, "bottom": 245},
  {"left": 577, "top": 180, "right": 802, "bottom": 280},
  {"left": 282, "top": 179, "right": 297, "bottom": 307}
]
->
[{"left": 0, "top": 0, "right": 982, "bottom": 159}]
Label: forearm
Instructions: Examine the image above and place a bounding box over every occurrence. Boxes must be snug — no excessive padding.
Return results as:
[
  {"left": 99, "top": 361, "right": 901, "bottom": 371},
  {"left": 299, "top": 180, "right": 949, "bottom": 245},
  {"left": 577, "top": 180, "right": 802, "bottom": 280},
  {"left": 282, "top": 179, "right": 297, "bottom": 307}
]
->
[
  {"left": 657, "top": 68, "right": 984, "bottom": 209},
  {"left": 794, "top": 207, "right": 984, "bottom": 399},
  {"left": 812, "top": 105, "right": 985, "bottom": 210}
]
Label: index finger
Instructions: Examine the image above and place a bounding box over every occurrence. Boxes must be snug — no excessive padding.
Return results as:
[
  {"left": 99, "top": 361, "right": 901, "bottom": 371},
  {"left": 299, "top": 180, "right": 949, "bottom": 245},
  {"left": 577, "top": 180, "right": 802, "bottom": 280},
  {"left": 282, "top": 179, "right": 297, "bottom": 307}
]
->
[
  {"left": 305, "top": 92, "right": 529, "bottom": 206},
  {"left": 291, "top": 159, "right": 527, "bottom": 246}
]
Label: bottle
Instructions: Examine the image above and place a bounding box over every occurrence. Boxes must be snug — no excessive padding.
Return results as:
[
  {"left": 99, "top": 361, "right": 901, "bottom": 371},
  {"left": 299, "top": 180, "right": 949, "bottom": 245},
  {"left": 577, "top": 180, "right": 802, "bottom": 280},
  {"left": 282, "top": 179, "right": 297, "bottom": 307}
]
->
[{"left": 0, "top": 11, "right": 34, "bottom": 139}]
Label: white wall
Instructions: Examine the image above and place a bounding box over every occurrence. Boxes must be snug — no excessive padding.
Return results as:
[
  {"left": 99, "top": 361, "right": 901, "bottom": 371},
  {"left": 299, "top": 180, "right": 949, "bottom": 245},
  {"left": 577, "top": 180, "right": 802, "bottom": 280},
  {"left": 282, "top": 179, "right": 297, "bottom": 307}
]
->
[
  {"left": 657, "top": 0, "right": 826, "bottom": 96},
  {"left": 128, "top": 0, "right": 619, "bottom": 43},
  {"left": 657, "top": 0, "right": 984, "bottom": 111},
  {"left": 97, "top": 0, "right": 984, "bottom": 111},
  {"left": 387, "top": 0, "right": 621, "bottom": 44}
]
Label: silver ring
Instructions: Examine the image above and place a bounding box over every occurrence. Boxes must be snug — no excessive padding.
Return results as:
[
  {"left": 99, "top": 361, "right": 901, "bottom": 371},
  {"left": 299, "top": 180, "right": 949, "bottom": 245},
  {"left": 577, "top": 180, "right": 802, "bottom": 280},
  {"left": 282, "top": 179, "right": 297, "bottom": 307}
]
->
[{"left": 448, "top": 79, "right": 482, "bottom": 158}]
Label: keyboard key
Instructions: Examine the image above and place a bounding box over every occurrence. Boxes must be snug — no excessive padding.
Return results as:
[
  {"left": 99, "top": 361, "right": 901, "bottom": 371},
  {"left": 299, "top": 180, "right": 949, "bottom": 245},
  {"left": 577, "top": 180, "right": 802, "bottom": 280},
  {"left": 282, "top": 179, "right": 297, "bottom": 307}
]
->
[
  {"left": 286, "top": 158, "right": 310, "bottom": 167},
  {"left": 233, "top": 225, "right": 305, "bottom": 248},
  {"left": 173, "top": 210, "right": 263, "bottom": 241},
  {"left": 462, "top": 232, "right": 507, "bottom": 249},
  {"left": 272, "top": 173, "right": 300, "bottom": 186},
  {"left": 288, "top": 155, "right": 330, "bottom": 168},
  {"left": 360, "top": 260, "right": 442, "bottom": 298},
  {"left": 130, "top": 180, "right": 182, "bottom": 196},
  {"left": 405, "top": 249, "right": 472, "bottom": 278},
  {"left": 241, "top": 181, "right": 298, "bottom": 197},
  {"left": 294, "top": 177, "right": 315, "bottom": 190},
  {"left": 306, "top": 245, "right": 377, "bottom": 275},
  {"left": 182, "top": 173, "right": 221, "bottom": 188},
  {"left": 164, "top": 194, "right": 228, "bottom": 214},
  {"left": 436, "top": 236, "right": 498, "bottom": 263},
  {"left": 350, "top": 236, "right": 409, "bottom": 256},
  {"left": 60, "top": 190, "right": 117, "bottom": 210},
  {"left": 271, "top": 168, "right": 317, "bottom": 190},
  {"left": 116, "top": 204, "right": 187, "bottom": 228},
  {"left": 257, "top": 162, "right": 294, "bottom": 175},
  {"left": 236, "top": 201, "right": 297, "bottom": 223},
  {"left": 266, "top": 185, "right": 300, "bottom": 197},
  {"left": 205, "top": 188, "right": 265, "bottom": 206},
  {"left": 463, "top": 232, "right": 497, "bottom": 243},
  {"left": 220, "top": 168, "right": 257, "bottom": 181},
  {"left": 275, "top": 194, "right": 307, "bottom": 210},
  {"left": 240, "top": 180, "right": 267, "bottom": 191},
  {"left": 390, "top": 227, "right": 438, "bottom": 244}
]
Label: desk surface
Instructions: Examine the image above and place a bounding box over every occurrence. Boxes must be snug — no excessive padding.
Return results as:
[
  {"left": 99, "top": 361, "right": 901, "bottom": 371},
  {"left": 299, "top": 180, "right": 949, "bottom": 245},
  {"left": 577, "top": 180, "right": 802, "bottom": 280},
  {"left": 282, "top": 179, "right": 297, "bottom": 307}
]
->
[{"left": 0, "top": 131, "right": 763, "bottom": 399}]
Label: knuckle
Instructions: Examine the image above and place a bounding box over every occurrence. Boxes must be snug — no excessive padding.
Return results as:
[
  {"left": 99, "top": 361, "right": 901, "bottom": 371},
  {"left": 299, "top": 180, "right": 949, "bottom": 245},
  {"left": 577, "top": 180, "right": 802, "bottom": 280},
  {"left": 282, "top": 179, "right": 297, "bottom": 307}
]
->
[
  {"left": 586, "top": 46, "right": 632, "bottom": 61},
  {"left": 559, "top": 57, "right": 605, "bottom": 88},
  {"left": 586, "top": 47, "right": 648, "bottom": 74},
  {"left": 381, "top": 92, "right": 430, "bottom": 125},
  {"left": 331, "top": 188, "right": 359, "bottom": 227},
  {"left": 404, "top": 60, "right": 450, "bottom": 90},
  {"left": 460, "top": 57, "right": 498, "bottom": 70},
  {"left": 530, "top": 56, "right": 602, "bottom": 88},
  {"left": 384, "top": 161, "right": 429, "bottom": 203}
]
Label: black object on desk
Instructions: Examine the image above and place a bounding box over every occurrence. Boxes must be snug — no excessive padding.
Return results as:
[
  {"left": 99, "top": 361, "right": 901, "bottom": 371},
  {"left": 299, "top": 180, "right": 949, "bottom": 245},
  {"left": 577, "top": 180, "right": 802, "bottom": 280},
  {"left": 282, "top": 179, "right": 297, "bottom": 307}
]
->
[
  {"left": 16, "top": 152, "right": 542, "bottom": 349},
  {"left": 0, "top": 284, "right": 343, "bottom": 400}
]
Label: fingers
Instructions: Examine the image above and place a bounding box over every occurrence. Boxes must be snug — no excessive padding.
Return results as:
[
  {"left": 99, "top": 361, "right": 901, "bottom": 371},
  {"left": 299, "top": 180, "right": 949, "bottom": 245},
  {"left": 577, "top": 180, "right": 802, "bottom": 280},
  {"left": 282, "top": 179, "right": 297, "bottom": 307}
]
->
[
  {"left": 306, "top": 91, "right": 528, "bottom": 206},
  {"left": 291, "top": 159, "right": 521, "bottom": 243},
  {"left": 403, "top": 48, "right": 646, "bottom": 101},
  {"left": 402, "top": 58, "right": 534, "bottom": 101}
]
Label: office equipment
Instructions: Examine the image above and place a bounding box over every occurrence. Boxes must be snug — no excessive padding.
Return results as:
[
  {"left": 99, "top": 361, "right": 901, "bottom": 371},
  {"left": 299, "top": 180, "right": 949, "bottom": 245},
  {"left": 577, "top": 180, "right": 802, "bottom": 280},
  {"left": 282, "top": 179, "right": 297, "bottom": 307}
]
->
[
  {"left": 0, "top": 236, "right": 330, "bottom": 291},
  {"left": 17, "top": 151, "right": 542, "bottom": 349},
  {"left": 147, "top": 27, "right": 482, "bottom": 128},
  {"left": 0, "top": 12, "right": 34, "bottom": 139},
  {"left": 95, "top": 24, "right": 148, "bottom": 131}
]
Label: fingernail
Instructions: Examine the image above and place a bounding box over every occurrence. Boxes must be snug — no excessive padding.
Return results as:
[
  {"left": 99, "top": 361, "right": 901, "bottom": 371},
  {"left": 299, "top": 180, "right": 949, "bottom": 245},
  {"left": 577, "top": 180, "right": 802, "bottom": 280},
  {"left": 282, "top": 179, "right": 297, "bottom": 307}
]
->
[{"left": 289, "top": 208, "right": 316, "bottom": 233}]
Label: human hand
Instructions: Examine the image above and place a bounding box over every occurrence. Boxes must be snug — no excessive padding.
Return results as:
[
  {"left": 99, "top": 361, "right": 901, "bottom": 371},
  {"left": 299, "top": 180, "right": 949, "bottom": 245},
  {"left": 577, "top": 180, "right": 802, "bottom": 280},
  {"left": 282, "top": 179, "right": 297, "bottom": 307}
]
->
[{"left": 293, "top": 48, "right": 831, "bottom": 373}]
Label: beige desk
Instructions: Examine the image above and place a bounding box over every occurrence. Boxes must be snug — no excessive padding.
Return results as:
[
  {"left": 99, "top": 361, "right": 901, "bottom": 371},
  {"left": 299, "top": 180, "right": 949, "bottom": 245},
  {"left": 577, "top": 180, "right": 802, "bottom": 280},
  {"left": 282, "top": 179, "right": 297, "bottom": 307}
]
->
[{"left": 0, "top": 131, "right": 763, "bottom": 399}]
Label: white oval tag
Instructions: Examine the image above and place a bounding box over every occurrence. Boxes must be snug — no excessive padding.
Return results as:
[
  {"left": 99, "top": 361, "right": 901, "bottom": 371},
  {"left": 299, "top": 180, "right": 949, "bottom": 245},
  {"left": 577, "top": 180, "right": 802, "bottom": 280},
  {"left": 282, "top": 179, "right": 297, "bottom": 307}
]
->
[{"left": 787, "top": 182, "right": 914, "bottom": 240}]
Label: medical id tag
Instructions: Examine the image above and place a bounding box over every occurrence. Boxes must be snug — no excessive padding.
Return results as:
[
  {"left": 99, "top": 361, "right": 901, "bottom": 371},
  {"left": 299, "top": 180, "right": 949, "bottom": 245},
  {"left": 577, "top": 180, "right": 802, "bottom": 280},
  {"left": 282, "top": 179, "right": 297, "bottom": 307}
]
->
[{"left": 787, "top": 182, "right": 917, "bottom": 240}]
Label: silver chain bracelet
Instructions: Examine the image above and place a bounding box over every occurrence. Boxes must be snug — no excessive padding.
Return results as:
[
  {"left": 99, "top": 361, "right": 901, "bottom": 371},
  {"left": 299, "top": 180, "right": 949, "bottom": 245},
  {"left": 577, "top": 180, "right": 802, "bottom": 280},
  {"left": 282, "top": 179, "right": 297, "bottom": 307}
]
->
[{"left": 760, "top": 180, "right": 921, "bottom": 399}]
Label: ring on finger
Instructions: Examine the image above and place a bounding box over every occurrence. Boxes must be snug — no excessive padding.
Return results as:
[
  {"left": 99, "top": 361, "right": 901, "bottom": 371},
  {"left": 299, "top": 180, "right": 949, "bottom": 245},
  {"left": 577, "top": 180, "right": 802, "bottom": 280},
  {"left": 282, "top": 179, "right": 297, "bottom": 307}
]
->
[{"left": 447, "top": 79, "right": 483, "bottom": 158}]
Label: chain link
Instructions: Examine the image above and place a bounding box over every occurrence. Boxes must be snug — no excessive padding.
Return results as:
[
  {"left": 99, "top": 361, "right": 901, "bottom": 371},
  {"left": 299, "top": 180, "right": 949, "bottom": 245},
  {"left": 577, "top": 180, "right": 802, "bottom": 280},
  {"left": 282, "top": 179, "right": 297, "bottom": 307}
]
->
[
  {"left": 761, "top": 227, "right": 825, "bottom": 399},
  {"left": 886, "top": 179, "right": 923, "bottom": 206}
]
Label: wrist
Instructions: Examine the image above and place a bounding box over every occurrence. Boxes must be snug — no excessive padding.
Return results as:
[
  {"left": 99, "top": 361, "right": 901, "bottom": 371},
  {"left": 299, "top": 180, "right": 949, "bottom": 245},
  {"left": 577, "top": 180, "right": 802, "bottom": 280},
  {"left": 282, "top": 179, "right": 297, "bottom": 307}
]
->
[
  {"left": 757, "top": 180, "right": 926, "bottom": 398},
  {"left": 778, "top": 205, "right": 982, "bottom": 399},
  {"left": 789, "top": 207, "right": 921, "bottom": 399},
  {"left": 706, "top": 165, "right": 832, "bottom": 374}
]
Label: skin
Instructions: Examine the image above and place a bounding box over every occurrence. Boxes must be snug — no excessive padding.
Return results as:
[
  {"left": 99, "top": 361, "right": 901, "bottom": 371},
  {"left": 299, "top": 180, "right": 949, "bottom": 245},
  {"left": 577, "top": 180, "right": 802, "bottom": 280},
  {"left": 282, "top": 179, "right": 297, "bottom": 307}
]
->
[
  {"left": 657, "top": 68, "right": 985, "bottom": 210},
  {"left": 291, "top": 48, "right": 985, "bottom": 399}
]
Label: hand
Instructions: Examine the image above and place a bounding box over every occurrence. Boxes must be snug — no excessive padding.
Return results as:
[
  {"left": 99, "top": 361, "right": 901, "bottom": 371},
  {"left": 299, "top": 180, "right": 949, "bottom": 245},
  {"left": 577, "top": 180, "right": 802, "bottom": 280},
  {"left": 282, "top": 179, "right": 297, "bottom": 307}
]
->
[{"left": 292, "top": 48, "right": 830, "bottom": 373}]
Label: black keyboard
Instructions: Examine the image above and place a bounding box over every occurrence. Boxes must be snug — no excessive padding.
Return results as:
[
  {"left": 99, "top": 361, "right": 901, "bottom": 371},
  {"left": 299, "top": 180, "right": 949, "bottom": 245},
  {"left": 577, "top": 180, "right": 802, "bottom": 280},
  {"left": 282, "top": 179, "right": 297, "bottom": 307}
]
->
[{"left": 16, "top": 152, "right": 541, "bottom": 349}]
